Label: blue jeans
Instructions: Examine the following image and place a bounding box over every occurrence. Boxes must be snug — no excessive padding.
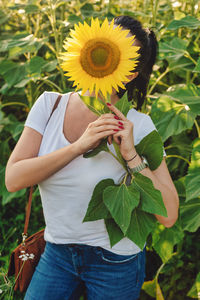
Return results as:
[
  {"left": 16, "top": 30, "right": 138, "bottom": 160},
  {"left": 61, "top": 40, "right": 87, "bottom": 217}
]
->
[{"left": 24, "top": 242, "right": 146, "bottom": 300}]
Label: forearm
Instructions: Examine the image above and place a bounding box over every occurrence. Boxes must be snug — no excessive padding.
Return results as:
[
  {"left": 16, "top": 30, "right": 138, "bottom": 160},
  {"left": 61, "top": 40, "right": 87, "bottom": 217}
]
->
[
  {"left": 128, "top": 154, "right": 179, "bottom": 228},
  {"left": 5, "top": 142, "right": 81, "bottom": 192}
]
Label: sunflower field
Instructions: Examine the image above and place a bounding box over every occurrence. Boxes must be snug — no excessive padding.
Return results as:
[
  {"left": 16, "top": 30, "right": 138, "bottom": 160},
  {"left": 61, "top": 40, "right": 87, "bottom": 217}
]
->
[{"left": 0, "top": 0, "right": 200, "bottom": 299}]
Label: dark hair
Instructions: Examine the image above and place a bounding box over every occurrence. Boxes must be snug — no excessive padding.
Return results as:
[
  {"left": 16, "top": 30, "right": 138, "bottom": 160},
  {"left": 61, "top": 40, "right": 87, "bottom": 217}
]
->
[{"left": 114, "top": 16, "right": 158, "bottom": 110}]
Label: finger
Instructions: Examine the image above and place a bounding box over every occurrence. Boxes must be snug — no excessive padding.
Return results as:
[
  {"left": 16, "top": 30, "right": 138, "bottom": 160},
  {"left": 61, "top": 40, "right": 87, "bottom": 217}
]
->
[
  {"left": 113, "top": 130, "right": 124, "bottom": 143},
  {"left": 93, "top": 118, "right": 123, "bottom": 128},
  {"left": 98, "top": 113, "right": 116, "bottom": 120},
  {"left": 95, "top": 124, "right": 122, "bottom": 133},
  {"left": 108, "top": 135, "right": 113, "bottom": 145},
  {"left": 106, "top": 103, "right": 127, "bottom": 121},
  {"left": 97, "top": 129, "right": 121, "bottom": 140},
  {"left": 113, "top": 134, "right": 121, "bottom": 145}
]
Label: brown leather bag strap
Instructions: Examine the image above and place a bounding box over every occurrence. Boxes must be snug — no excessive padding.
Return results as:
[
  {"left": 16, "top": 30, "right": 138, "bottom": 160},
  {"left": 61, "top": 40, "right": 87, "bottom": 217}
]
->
[
  {"left": 23, "top": 94, "right": 62, "bottom": 238},
  {"left": 23, "top": 186, "right": 34, "bottom": 237},
  {"left": 46, "top": 94, "right": 62, "bottom": 125}
]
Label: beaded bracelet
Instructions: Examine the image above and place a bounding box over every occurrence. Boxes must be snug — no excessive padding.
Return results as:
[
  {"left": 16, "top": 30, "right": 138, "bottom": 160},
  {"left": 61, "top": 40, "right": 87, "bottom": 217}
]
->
[{"left": 125, "top": 153, "right": 137, "bottom": 162}]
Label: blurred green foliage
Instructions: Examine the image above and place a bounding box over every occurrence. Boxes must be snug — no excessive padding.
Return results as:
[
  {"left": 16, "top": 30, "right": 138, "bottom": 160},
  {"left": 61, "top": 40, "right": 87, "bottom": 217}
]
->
[{"left": 0, "top": 0, "right": 200, "bottom": 299}]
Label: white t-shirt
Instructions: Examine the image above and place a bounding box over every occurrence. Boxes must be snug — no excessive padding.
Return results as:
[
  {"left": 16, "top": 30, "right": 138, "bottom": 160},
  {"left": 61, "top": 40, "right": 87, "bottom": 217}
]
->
[{"left": 24, "top": 91, "right": 165, "bottom": 255}]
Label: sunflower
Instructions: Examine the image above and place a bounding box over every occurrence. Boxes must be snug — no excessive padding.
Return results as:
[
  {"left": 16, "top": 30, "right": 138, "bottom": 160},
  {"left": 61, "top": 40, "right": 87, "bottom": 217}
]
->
[{"left": 60, "top": 18, "right": 140, "bottom": 98}]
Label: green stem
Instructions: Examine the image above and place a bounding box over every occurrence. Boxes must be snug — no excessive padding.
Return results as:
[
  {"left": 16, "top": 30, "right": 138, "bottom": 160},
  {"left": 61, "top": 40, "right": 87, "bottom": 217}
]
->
[
  {"left": 112, "top": 141, "right": 128, "bottom": 171},
  {"left": 191, "top": 72, "right": 198, "bottom": 84},
  {"left": 186, "top": 71, "right": 191, "bottom": 85},
  {"left": 47, "top": 0, "right": 66, "bottom": 90},
  {"left": 151, "top": 0, "right": 160, "bottom": 27},
  {"left": 45, "top": 42, "right": 57, "bottom": 55},
  {"left": 194, "top": 119, "right": 200, "bottom": 138},
  {"left": 14, "top": 260, "right": 26, "bottom": 286},
  {"left": 1, "top": 102, "right": 28, "bottom": 108},
  {"left": 42, "top": 79, "right": 63, "bottom": 93},
  {"left": 191, "top": 0, "right": 195, "bottom": 16},
  {"left": 155, "top": 262, "right": 165, "bottom": 279},
  {"left": 60, "top": 3, "right": 66, "bottom": 49},
  {"left": 58, "top": 66, "right": 67, "bottom": 91},
  {"left": 148, "top": 67, "right": 170, "bottom": 95},
  {"left": 48, "top": 1, "right": 60, "bottom": 56},
  {"left": 27, "top": 81, "right": 33, "bottom": 107},
  {"left": 107, "top": 149, "right": 127, "bottom": 172},
  {"left": 185, "top": 52, "right": 197, "bottom": 65},
  {"left": 166, "top": 154, "right": 190, "bottom": 165},
  {"left": 122, "top": 172, "right": 132, "bottom": 185},
  {"left": 8, "top": 282, "right": 14, "bottom": 300},
  {"left": 34, "top": 13, "right": 41, "bottom": 38},
  {"left": 164, "top": 145, "right": 173, "bottom": 150}
]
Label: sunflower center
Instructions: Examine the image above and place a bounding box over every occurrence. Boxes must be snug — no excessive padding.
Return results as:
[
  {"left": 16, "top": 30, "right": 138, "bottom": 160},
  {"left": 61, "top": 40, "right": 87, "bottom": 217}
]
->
[
  {"left": 91, "top": 47, "right": 108, "bottom": 66},
  {"left": 80, "top": 38, "right": 120, "bottom": 78}
]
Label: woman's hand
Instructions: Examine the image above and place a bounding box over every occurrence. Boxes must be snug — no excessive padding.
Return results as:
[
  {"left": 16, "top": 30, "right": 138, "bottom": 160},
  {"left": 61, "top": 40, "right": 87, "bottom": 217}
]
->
[
  {"left": 106, "top": 103, "right": 137, "bottom": 161},
  {"left": 75, "top": 113, "right": 123, "bottom": 154}
]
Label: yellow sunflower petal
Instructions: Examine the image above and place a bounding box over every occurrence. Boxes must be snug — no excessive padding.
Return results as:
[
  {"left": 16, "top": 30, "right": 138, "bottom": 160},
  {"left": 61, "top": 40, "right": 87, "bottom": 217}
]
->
[{"left": 60, "top": 17, "right": 140, "bottom": 98}]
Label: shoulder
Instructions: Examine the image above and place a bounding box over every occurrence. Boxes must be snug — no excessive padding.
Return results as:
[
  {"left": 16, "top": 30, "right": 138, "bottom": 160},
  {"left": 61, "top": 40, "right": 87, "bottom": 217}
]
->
[
  {"left": 127, "top": 108, "right": 157, "bottom": 145},
  {"left": 24, "top": 91, "right": 70, "bottom": 135},
  {"left": 29, "top": 91, "right": 71, "bottom": 114},
  {"left": 35, "top": 91, "right": 63, "bottom": 107}
]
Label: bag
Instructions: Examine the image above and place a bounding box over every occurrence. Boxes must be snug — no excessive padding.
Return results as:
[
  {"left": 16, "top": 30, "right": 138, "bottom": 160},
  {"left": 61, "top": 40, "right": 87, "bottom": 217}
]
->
[
  {"left": 7, "top": 94, "right": 62, "bottom": 293},
  {"left": 7, "top": 228, "right": 45, "bottom": 292}
]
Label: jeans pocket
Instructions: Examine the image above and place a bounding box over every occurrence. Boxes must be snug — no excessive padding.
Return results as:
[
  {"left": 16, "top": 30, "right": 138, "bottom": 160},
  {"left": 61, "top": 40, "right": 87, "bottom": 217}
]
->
[{"left": 96, "top": 247, "right": 140, "bottom": 264}]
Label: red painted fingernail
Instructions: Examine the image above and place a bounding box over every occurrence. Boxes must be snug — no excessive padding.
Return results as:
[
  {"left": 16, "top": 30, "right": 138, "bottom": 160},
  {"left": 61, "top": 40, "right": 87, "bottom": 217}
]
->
[
  {"left": 114, "top": 129, "right": 119, "bottom": 132},
  {"left": 106, "top": 102, "right": 111, "bottom": 106},
  {"left": 114, "top": 116, "right": 119, "bottom": 120},
  {"left": 118, "top": 126, "right": 124, "bottom": 129},
  {"left": 118, "top": 121, "right": 123, "bottom": 125}
]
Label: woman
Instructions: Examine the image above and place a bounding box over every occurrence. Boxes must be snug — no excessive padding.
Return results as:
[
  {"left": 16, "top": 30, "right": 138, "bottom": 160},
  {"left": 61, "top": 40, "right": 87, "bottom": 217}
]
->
[{"left": 5, "top": 16, "right": 179, "bottom": 300}]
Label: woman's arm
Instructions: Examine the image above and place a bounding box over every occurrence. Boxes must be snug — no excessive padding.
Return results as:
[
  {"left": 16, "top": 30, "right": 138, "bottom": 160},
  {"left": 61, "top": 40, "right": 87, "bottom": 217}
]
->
[
  {"left": 128, "top": 155, "right": 179, "bottom": 228},
  {"left": 5, "top": 127, "right": 81, "bottom": 192},
  {"left": 106, "top": 103, "right": 179, "bottom": 228},
  {"left": 5, "top": 114, "right": 122, "bottom": 192}
]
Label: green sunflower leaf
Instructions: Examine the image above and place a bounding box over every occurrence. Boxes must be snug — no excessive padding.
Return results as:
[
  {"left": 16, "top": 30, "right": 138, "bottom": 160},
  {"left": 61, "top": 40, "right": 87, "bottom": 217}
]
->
[
  {"left": 150, "top": 95, "right": 196, "bottom": 142},
  {"left": 180, "top": 198, "right": 200, "bottom": 232},
  {"left": 185, "top": 138, "right": 200, "bottom": 201},
  {"left": 126, "top": 208, "right": 156, "bottom": 250},
  {"left": 187, "top": 272, "right": 200, "bottom": 299},
  {"left": 193, "top": 57, "right": 200, "bottom": 73},
  {"left": 152, "top": 222, "right": 184, "bottom": 263},
  {"left": 114, "top": 92, "right": 131, "bottom": 117},
  {"left": 0, "top": 166, "right": 26, "bottom": 205},
  {"left": 83, "top": 138, "right": 109, "bottom": 158},
  {"left": 79, "top": 94, "right": 110, "bottom": 116},
  {"left": 165, "top": 84, "right": 200, "bottom": 115},
  {"left": 103, "top": 183, "right": 140, "bottom": 234},
  {"left": 104, "top": 218, "right": 125, "bottom": 247},
  {"left": 142, "top": 278, "right": 165, "bottom": 299},
  {"left": 167, "top": 16, "right": 200, "bottom": 30},
  {"left": 135, "top": 130, "right": 164, "bottom": 170},
  {"left": 134, "top": 172, "right": 168, "bottom": 217},
  {"left": 83, "top": 179, "right": 114, "bottom": 222}
]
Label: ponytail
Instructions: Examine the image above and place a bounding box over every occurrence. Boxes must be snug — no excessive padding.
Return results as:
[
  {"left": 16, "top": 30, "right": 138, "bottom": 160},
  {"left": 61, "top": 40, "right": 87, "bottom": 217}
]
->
[{"left": 114, "top": 16, "right": 158, "bottom": 110}]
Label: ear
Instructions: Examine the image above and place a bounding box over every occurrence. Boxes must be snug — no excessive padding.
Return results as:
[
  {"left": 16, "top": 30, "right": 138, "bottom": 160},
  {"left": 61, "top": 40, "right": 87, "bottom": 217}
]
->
[{"left": 126, "top": 72, "right": 139, "bottom": 82}]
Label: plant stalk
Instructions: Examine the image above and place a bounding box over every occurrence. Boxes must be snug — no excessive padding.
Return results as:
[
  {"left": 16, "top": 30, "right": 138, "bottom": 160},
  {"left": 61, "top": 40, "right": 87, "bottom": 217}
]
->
[
  {"left": 148, "top": 67, "right": 170, "bottom": 95},
  {"left": 166, "top": 155, "right": 190, "bottom": 165},
  {"left": 194, "top": 119, "right": 200, "bottom": 138}
]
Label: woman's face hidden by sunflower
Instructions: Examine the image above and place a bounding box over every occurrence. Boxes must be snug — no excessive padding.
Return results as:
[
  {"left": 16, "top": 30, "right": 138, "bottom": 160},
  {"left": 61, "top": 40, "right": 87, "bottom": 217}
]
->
[{"left": 60, "top": 18, "right": 140, "bottom": 99}]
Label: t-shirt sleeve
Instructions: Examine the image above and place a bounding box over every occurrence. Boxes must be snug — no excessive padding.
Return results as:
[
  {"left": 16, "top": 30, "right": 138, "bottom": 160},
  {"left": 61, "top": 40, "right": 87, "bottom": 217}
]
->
[
  {"left": 24, "top": 91, "right": 60, "bottom": 135},
  {"left": 138, "top": 114, "right": 167, "bottom": 157}
]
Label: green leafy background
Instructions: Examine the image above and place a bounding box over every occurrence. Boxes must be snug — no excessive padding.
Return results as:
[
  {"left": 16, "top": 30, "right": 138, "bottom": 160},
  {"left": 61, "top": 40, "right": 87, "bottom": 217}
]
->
[{"left": 0, "top": 0, "right": 200, "bottom": 299}]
